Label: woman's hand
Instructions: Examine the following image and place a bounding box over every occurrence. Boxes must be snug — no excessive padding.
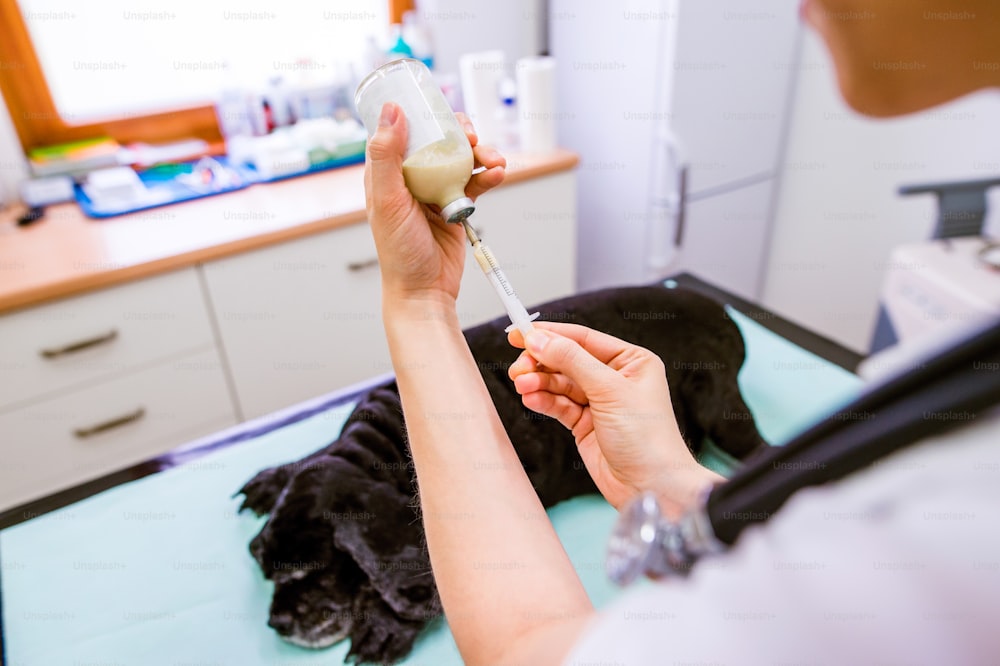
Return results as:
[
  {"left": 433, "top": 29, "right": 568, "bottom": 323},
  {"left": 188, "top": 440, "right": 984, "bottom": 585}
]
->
[
  {"left": 364, "top": 102, "right": 506, "bottom": 308},
  {"left": 508, "top": 323, "right": 724, "bottom": 516}
]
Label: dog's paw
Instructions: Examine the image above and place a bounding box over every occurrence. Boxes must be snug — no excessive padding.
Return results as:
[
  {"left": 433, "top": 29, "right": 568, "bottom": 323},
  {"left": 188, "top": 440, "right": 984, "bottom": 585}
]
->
[
  {"left": 345, "top": 584, "right": 430, "bottom": 665},
  {"left": 235, "top": 463, "right": 295, "bottom": 515},
  {"left": 237, "top": 444, "right": 352, "bottom": 516}
]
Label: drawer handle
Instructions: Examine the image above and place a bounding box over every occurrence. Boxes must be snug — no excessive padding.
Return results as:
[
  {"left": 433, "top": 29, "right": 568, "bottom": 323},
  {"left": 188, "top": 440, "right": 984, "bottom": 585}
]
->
[
  {"left": 40, "top": 329, "right": 119, "bottom": 359},
  {"left": 347, "top": 257, "right": 379, "bottom": 272},
  {"left": 73, "top": 407, "right": 146, "bottom": 439}
]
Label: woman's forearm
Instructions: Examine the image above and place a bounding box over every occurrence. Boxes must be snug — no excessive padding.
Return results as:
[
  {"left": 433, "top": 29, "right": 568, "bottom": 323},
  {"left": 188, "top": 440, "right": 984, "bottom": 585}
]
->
[{"left": 382, "top": 292, "right": 592, "bottom": 664}]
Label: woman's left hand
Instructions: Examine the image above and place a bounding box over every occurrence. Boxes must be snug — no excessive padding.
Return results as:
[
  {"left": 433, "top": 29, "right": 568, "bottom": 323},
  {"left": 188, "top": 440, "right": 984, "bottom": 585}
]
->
[{"left": 364, "top": 102, "right": 506, "bottom": 308}]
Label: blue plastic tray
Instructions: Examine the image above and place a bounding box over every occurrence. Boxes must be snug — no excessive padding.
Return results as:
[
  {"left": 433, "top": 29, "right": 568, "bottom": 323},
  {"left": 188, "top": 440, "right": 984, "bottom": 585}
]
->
[{"left": 75, "top": 150, "right": 367, "bottom": 219}]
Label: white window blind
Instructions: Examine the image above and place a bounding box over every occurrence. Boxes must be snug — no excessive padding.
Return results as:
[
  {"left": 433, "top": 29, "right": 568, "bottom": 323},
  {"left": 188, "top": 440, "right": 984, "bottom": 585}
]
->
[{"left": 18, "top": 0, "right": 386, "bottom": 122}]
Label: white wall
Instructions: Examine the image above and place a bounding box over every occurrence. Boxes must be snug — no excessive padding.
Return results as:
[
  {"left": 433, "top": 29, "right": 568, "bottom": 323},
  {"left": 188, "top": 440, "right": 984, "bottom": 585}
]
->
[
  {"left": 416, "top": 0, "right": 543, "bottom": 81},
  {"left": 761, "top": 32, "right": 1000, "bottom": 354},
  {"left": 0, "top": 94, "right": 30, "bottom": 207}
]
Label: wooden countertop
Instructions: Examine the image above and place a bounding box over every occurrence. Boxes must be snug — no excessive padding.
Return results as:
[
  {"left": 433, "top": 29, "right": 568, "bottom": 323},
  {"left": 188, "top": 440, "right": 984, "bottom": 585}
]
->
[{"left": 0, "top": 149, "right": 578, "bottom": 314}]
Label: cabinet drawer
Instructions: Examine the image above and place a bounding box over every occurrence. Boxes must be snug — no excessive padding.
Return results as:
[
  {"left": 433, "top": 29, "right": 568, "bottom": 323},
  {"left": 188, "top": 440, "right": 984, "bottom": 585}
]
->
[
  {"left": 0, "top": 269, "right": 215, "bottom": 411},
  {"left": 202, "top": 222, "right": 388, "bottom": 419},
  {"left": 0, "top": 349, "right": 236, "bottom": 511}
]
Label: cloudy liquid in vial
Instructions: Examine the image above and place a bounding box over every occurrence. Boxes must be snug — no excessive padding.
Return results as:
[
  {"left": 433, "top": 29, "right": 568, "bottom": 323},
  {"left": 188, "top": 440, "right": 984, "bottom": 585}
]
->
[{"left": 402, "top": 134, "right": 474, "bottom": 209}]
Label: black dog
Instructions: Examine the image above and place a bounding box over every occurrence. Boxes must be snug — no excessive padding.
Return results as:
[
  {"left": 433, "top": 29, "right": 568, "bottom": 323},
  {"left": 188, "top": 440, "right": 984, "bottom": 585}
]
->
[{"left": 237, "top": 285, "right": 768, "bottom": 663}]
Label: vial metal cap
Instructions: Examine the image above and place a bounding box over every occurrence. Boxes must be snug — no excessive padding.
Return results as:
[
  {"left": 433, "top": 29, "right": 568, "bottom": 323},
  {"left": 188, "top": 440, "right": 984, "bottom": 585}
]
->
[{"left": 441, "top": 197, "right": 475, "bottom": 224}]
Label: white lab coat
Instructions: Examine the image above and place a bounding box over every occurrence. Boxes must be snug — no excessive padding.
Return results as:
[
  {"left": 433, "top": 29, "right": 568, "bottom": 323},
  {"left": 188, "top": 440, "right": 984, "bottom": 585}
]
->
[{"left": 566, "top": 408, "right": 1000, "bottom": 665}]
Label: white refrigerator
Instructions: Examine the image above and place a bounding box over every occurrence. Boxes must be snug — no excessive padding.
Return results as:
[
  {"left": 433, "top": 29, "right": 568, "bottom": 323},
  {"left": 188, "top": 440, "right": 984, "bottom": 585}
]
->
[{"left": 550, "top": 0, "right": 803, "bottom": 299}]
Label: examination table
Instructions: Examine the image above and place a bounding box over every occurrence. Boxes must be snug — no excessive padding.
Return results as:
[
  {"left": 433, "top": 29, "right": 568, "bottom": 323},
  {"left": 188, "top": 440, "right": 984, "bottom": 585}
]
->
[{"left": 0, "top": 275, "right": 863, "bottom": 665}]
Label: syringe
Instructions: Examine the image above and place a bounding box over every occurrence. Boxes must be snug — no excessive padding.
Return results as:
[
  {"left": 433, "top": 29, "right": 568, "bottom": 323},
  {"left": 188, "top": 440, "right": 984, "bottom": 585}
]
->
[{"left": 461, "top": 220, "right": 539, "bottom": 338}]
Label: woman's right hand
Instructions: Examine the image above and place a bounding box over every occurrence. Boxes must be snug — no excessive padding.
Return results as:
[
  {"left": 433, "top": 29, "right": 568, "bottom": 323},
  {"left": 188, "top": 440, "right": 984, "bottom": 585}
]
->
[{"left": 507, "top": 323, "right": 723, "bottom": 516}]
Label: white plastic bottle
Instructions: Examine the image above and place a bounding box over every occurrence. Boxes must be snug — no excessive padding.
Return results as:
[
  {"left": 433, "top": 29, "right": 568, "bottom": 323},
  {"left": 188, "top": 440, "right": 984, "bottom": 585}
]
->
[{"left": 494, "top": 77, "right": 519, "bottom": 152}]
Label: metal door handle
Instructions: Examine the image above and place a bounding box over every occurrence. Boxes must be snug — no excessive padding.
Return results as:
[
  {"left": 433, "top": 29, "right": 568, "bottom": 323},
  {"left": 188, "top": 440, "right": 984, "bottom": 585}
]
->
[
  {"left": 73, "top": 407, "right": 146, "bottom": 439},
  {"left": 40, "top": 329, "right": 119, "bottom": 359},
  {"left": 347, "top": 257, "right": 379, "bottom": 272}
]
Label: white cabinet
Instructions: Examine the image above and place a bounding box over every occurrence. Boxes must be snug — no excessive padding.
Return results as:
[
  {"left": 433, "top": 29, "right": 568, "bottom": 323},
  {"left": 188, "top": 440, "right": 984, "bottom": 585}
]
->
[
  {"left": 203, "top": 171, "right": 578, "bottom": 419},
  {"left": 0, "top": 349, "right": 235, "bottom": 509},
  {"left": 0, "top": 269, "right": 236, "bottom": 510},
  {"left": 0, "top": 269, "right": 215, "bottom": 411},
  {"left": 0, "top": 168, "right": 577, "bottom": 509},
  {"left": 202, "top": 221, "right": 389, "bottom": 420}
]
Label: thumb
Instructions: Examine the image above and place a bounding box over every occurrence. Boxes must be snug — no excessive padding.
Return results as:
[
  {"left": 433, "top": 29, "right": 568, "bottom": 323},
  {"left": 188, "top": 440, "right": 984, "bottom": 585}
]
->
[
  {"left": 367, "top": 103, "right": 411, "bottom": 215},
  {"left": 525, "top": 330, "right": 618, "bottom": 397}
]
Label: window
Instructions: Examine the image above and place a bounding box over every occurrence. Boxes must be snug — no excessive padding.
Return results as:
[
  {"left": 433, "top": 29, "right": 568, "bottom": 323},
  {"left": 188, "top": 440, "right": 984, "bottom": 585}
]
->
[{"left": 0, "top": 0, "right": 410, "bottom": 151}]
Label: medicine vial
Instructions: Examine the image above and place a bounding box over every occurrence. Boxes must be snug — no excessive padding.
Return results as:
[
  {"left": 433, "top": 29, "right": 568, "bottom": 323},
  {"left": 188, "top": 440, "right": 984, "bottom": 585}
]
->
[{"left": 355, "top": 58, "right": 475, "bottom": 223}]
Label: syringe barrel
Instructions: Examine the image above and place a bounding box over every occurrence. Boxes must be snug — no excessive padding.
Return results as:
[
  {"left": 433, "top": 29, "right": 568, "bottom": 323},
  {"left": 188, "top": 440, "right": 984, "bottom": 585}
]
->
[
  {"left": 497, "top": 278, "right": 535, "bottom": 336},
  {"left": 474, "top": 243, "right": 536, "bottom": 337}
]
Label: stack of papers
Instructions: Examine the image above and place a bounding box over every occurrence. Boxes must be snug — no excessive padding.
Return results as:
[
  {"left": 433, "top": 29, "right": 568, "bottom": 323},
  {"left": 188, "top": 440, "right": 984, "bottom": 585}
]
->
[{"left": 28, "top": 137, "right": 122, "bottom": 178}]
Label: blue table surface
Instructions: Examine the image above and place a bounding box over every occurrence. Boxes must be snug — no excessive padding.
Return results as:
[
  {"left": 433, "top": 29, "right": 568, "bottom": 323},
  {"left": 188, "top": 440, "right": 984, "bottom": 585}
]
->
[{"left": 0, "top": 309, "right": 863, "bottom": 666}]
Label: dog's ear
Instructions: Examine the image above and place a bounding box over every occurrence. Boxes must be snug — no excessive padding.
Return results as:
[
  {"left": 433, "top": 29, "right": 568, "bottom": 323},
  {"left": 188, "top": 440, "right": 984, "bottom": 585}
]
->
[
  {"left": 236, "top": 380, "right": 406, "bottom": 516},
  {"left": 255, "top": 447, "right": 439, "bottom": 623},
  {"left": 345, "top": 584, "right": 430, "bottom": 665},
  {"left": 249, "top": 457, "right": 360, "bottom": 582},
  {"left": 325, "top": 473, "right": 441, "bottom": 623},
  {"left": 335, "top": 403, "right": 414, "bottom": 495}
]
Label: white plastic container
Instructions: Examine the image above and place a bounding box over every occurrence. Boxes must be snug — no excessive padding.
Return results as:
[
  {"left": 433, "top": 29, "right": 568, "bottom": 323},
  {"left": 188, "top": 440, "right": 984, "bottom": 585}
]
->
[
  {"left": 458, "top": 50, "right": 505, "bottom": 147},
  {"left": 355, "top": 58, "right": 475, "bottom": 223},
  {"left": 516, "top": 56, "right": 557, "bottom": 153}
]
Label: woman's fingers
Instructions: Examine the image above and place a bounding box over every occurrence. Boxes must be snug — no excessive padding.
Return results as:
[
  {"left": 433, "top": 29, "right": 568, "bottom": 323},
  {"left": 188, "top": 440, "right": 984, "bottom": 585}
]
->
[
  {"left": 454, "top": 111, "right": 506, "bottom": 200},
  {"left": 511, "top": 338, "right": 590, "bottom": 418},
  {"left": 473, "top": 143, "right": 506, "bottom": 170},
  {"left": 510, "top": 322, "right": 637, "bottom": 367},
  {"left": 466, "top": 143, "right": 506, "bottom": 199},
  {"left": 521, "top": 391, "right": 586, "bottom": 433},
  {"left": 521, "top": 329, "right": 623, "bottom": 400},
  {"left": 509, "top": 325, "right": 631, "bottom": 401},
  {"left": 533, "top": 323, "right": 637, "bottom": 366},
  {"left": 455, "top": 112, "right": 478, "bottom": 147},
  {"left": 514, "top": 371, "right": 588, "bottom": 406},
  {"left": 466, "top": 165, "right": 505, "bottom": 200},
  {"left": 365, "top": 102, "right": 415, "bottom": 229},
  {"left": 508, "top": 350, "right": 538, "bottom": 380}
]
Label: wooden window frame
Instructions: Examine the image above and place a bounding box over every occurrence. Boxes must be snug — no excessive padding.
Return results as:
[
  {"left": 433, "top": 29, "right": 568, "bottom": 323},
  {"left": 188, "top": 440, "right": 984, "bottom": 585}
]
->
[{"left": 0, "top": 0, "right": 412, "bottom": 153}]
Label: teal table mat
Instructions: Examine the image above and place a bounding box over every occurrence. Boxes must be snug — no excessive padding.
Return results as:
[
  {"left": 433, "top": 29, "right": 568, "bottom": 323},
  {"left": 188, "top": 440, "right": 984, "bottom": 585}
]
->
[{"left": 1, "top": 311, "right": 864, "bottom": 665}]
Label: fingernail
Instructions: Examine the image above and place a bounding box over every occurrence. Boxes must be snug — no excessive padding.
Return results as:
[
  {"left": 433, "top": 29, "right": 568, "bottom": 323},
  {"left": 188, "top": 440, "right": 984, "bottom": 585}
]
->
[
  {"left": 463, "top": 120, "right": 475, "bottom": 134},
  {"left": 379, "top": 103, "right": 398, "bottom": 128},
  {"left": 526, "top": 331, "right": 549, "bottom": 354}
]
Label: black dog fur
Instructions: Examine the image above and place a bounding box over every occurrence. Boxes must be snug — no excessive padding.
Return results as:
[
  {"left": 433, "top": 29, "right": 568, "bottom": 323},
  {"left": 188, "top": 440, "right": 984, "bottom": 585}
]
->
[{"left": 237, "top": 284, "right": 768, "bottom": 663}]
